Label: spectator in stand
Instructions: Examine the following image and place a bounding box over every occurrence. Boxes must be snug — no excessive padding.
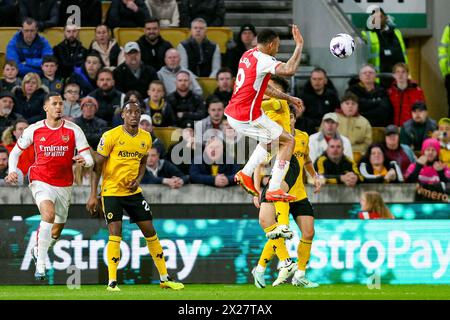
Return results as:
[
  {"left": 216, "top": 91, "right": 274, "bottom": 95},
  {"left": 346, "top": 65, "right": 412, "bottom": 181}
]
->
[
  {"left": 144, "top": 0, "right": 180, "bottom": 27},
  {"left": 165, "top": 70, "right": 206, "bottom": 128},
  {"left": 62, "top": 82, "right": 81, "bottom": 121},
  {"left": 137, "top": 18, "right": 173, "bottom": 71},
  {"left": 0, "top": 1, "right": 19, "bottom": 27},
  {"left": 434, "top": 118, "right": 450, "bottom": 166},
  {"left": 0, "top": 147, "right": 24, "bottom": 185},
  {"left": 382, "top": 124, "right": 415, "bottom": 176},
  {"left": 177, "top": 18, "right": 221, "bottom": 78},
  {"left": 358, "top": 191, "right": 394, "bottom": 219},
  {"left": 309, "top": 113, "right": 353, "bottom": 164},
  {"left": 88, "top": 68, "right": 124, "bottom": 126},
  {"left": 400, "top": 101, "right": 438, "bottom": 152},
  {"left": 67, "top": 51, "right": 103, "bottom": 97},
  {"left": 0, "top": 61, "right": 22, "bottom": 93},
  {"left": 166, "top": 124, "right": 196, "bottom": 175},
  {"left": 141, "top": 146, "right": 189, "bottom": 187},
  {"left": 388, "top": 63, "right": 425, "bottom": 126},
  {"left": 113, "top": 41, "right": 158, "bottom": 98},
  {"left": 335, "top": 93, "right": 372, "bottom": 154},
  {"left": 190, "top": 138, "right": 239, "bottom": 188},
  {"left": 53, "top": 24, "right": 88, "bottom": 79},
  {"left": 58, "top": 0, "right": 102, "bottom": 27},
  {"left": 157, "top": 48, "right": 203, "bottom": 96},
  {"left": 314, "top": 136, "right": 362, "bottom": 187},
  {"left": 299, "top": 67, "right": 340, "bottom": 128},
  {"left": 12, "top": 72, "right": 47, "bottom": 124},
  {"left": 40, "top": 55, "right": 64, "bottom": 94},
  {"left": 347, "top": 64, "right": 393, "bottom": 127},
  {"left": 139, "top": 114, "right": 166, "bottom": 157},
  {"left": 179, "top": 0, "right": 225, "bottom": 28},
  {"left": 74, "top": 96, "right": 108, "bottom": 149},
  {"left": 1, "top": 119, "right": 34, "bottom": 180},
  {"left": 225, "top": 24, "right": 257, "bottom": 76},
  {"left": 19, "top": 0, "right": 59, "bottom": 31},
  {"left": 438, "top": 24, "right": 450, "bottom": 116},
  {"left": 143, "top": 80, "right": 175, "bottom": 127},
  {"left": 207, "top": 67, "right": 233, "bottom": 107},
  {"left": 0, "top": 92, "right": 23, "bottom": 138},
  {"left": 89, "top": 24, "right": 125, "bottom": 70},
  {"left": 359, "top": 143, "right": 403, "bottom": 183},
  {"left": 195, "top": 96, "right": 224, "bottom": 143},
  {"left": 294, "top": 100, "right": 316, "bottom": 136},
  {"left": 106, "top": 0, "right": 151, "bottom": 29},
  {"left": 6, "top": 18, "right": 53, "bottom": 77}
]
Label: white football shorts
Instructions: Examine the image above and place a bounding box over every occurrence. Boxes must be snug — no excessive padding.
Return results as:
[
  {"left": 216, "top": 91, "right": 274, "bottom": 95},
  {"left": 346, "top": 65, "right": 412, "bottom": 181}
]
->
[{"left": 226, "top": 113, "right": 283, "bottom": 144}]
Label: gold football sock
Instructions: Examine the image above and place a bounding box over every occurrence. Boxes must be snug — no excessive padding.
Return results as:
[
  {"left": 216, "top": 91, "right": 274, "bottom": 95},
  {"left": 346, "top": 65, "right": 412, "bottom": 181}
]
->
[
  {"left": 274, "top": 202, "right": 290, "bottom": 225},
  {"left": 258, "top": 240, "right": 275, "bottom": 268},
  {"left": 107, "top": 235, "right": 121, "bottom": 282},
  {"left": 271, "top": 237, "right": 290, "bottom": 261},
  {"left": 297, "top": 238, "right": 312, "bottom": 271},
  {"left": 146, "top": 234, "right": 168, "bottom": 279}
]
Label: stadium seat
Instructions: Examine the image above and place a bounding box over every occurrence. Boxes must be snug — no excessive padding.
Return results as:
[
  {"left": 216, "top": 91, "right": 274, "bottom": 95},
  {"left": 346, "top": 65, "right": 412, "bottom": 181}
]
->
[
  {"left": 372, "top": 127, "right": 386, "bottom": 144},
  {"left": 113, "top": 28, "right": 144, "bottom": 47},
  {"left": 160, "top": 28, "right": 190, "bottom": 47},
  {"left": 41, "top": 27, "right": 64, "bottom": 47},
  {"left": 0, "top": 27, "right": 20, "bottom": 54},
  {"left": 207, "top": 27, "right": 234, "bottom": 54},
  {"left": 78, "top": 27, "right": 96, "bottom": 49},
  {"left": 102, "top": 1, "right": 111, "bottom": 24},
  {"left": 197, "top": 77, "right": 218, "bottom": 99},
  {"left": 153, "top": 127, "right": 183, "bottom": 148},
  {"left": 0, "top": 52, "right": 5, "bottom": 73}
]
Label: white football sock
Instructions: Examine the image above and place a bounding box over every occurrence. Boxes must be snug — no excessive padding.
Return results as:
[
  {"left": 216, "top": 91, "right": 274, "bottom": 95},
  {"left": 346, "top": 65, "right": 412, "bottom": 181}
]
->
[
  {"left": 36, "top": 221, "right": 53, "bottom": 272},
  {"left": 256, "top": 265, "right": 266, "bottom": 273},
  {"left": 160, "top": 274, "right": 169, "bottom": 282},
  {"left": 242, "top": 144, "right": 269, "bottom": 176},
  {"left": 268, "top": 160, "right": 290, "bottom": 191},
  {"left": 49, "top": 237, "right": 59, "bottom": 250}
]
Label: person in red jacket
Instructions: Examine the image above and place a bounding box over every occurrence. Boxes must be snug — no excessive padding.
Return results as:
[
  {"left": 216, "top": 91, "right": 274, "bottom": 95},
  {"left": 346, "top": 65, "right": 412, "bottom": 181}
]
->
[
  {"left": 358, "top": 191, "right": 395, "bottom": 219},
  {"left": 388, "top": 63, "right": 425, "bottom": 126}
]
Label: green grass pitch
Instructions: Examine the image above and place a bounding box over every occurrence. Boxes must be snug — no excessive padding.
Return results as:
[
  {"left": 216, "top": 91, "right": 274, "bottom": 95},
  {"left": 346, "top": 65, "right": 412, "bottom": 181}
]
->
[{"left": 0, "top": 284, "right": 449, "bottom": 300}]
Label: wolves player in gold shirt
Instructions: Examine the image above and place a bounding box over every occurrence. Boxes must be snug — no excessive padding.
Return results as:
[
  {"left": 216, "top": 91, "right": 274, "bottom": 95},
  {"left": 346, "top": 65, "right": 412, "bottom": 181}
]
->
[{"left": 86, "top": 101, "right": 184, "bottom": 292}]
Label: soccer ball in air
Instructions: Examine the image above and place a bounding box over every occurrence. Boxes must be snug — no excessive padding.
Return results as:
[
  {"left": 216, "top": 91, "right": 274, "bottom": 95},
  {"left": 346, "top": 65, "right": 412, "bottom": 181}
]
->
[{"left": 329, "top": 33, "right": 355, "bottom": 59}]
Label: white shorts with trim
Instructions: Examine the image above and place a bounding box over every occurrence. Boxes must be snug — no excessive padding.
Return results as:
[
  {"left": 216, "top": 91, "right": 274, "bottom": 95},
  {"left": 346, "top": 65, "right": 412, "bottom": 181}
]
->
[
  {"left": 29, "top": 180, "right": 72, "bottom": 224},
  {"left": 226, "top": 113, "right": 283, "bottom": 144}
]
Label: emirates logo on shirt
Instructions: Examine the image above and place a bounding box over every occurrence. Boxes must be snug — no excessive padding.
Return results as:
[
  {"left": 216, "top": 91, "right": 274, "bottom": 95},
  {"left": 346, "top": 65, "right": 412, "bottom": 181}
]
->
[{"left": 39, "top": 145, "right": 69, "bottom": 157}]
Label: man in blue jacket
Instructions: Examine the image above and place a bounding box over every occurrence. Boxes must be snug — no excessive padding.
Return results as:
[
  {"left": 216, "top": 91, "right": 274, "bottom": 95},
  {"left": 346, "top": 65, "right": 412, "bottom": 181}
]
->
[{"left": 6, "top": 18, "right": 53, "bottom": 77}]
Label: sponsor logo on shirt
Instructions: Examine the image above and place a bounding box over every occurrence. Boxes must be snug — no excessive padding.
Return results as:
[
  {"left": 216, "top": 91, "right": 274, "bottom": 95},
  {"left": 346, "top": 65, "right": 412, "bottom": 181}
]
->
[{"left": 39, "top": 145, "right": 69, "bottom": 157}]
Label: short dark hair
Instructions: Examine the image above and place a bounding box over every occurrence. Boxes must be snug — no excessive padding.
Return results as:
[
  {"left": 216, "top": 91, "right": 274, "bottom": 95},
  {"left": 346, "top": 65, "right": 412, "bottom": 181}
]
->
[
  {"left": 149, "top": 80, "right": 166, "bottom": 92},
  {"left": 42, "top": 55, "right": 58, "bottom": 65},
  {"left": 270, "top": 75, "right": 289, "bottom": 93},
  {"left": 4, "top": 60, "right": 18, "bottom": 69},
  {"left": 13, "top": 118, "right": 28, "bottom": 131},
  {"left": 85, "top": 51, "right": 104, "bottom": 67},
  {"left": 257, "top": 29, "right": 279, "bottom": 45},
  {"left": 176, "top": 70, "right": 191, "bottom": 78},
  {"left": 207, "top": 96, "right": 224, "bottom": 108},
  {"left": 312, "top": 67, "right": 327, "bottom": 76},
  {"left": 144, "top": 18, "right": 160, "bottom": 26},
  {"left": 96, "top": 68, "right": 114, "bottom": 81},
  {"left": 216, "top": 67, "right": 233, "bottom": 80},
  {"left": 341, "top": 92, "right": 359, "bottom": 104},
  {"left": 22, "top": 17, "right": 37, "bottom": 28},
  {"left": 44, "top": 92, "right": 62, "bottom": 104},
  {"left": 0, "top": 146, "right": 9, "bottom": 156}
]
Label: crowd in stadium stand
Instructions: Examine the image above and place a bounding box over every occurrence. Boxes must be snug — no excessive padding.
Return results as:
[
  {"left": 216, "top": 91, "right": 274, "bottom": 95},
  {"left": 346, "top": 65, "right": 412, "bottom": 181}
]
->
[{"left": 0, "top": 2, "right": 448, "bottom": 202}]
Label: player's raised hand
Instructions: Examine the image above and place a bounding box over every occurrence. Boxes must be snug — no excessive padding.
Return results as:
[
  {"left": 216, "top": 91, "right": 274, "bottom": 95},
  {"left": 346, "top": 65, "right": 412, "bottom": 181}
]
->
[
  {"left": 86, "top": 195, "right": 99, "bottom": 216},
  {"left": 73, "top": 155, "right": 86, "bottom": 166},
  {"left": 289, "top": 96, "right": 305, "bottom": 113},
  {"left": 4, "top": 172, "right": 18, "bottom": 185},
  {"left": 291, "top": 24, "right": 304, "bottom": 47},
  {"left": 313, "top": 175, "right": 322, "bottom": 193}
]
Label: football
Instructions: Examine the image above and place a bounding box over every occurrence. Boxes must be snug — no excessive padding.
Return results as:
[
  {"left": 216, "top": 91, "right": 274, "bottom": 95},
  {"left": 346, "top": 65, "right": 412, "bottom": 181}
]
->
[{"left": 329, "top": 33, "right": 355, "bottom": 59}]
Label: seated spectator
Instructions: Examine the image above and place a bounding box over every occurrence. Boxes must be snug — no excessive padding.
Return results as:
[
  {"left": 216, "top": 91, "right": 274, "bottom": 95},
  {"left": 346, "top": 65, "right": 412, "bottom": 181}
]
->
[
  {"left": 309, "top": 112, "right": 353, "bottom": 164},
  {"left": 405, "top": 138, "right": 450, "bottom": 202},
  {"left": 383, "top": 124, "right": 415, "bottom": 176},
  {"left": 1, "top": 119, "right": 34, "bottom": 179},
  {"left": 335, "top": 93, "right": 372, "bottom": 154},
  {"left": 62, "top": 82, "right": 82, "bottom": 121},
  {"left": 137, "top": 18, "right": 173, "bottom": 71},
  {"left": 0, "top": 147, "right": 24, "bottom": 185},
  {"left": 145, "top": 0, "right": 179, "bottom": 27},
  {"left": 166, "top": 124, "right": 196, "bottom": 175},
  {"left": 90, "top": 24, "right": 125, "bottom": 70},
  {"left": 0, "top": 92, "right": 23, "bottom": 138},
  {"left": 358, "top": 191, "right": 394, "bottom": 219},
  {"left": 359, "top": 144, "right": 403, "bottom": 183},
  {"left": 88, "top": 68, "right": 124, "bottom": 126},
  {"left": 180, "top": 0, "right": 225, "bottom": 27},
  {"left": 12, "top": 72, "right": 47, "bottom": 124},
  {"left": 434, "top": 118, "right": 450, "bottom": 166},
  {"left": 106, "top": 0, "right": 151, "bottom": 29},
  {"left": 347, "top": 64, "right": 393, "bottom": 127},
  {"left": 74, "top": 96, "right": 108, "bottom": 148},
  {"left": 400, "top": 101, "right": 438, "bottom": 152},
  {"left": 190, "top": 138, "right": 239, "bottom": 187},
  {"left": 388, "top": 63, "right": 425, "bottom": 126},
  {"left": 6, "top": 18, "right": 53, "bottom": 77},
  {"left": 195, "top": 97, "right": 224, "bottom": 142},
  {"left": 19, "top": 0, "right": 58, "bottom": 31},
  {"left": 143, "top": 80, "right": 175, "bottom": 127},
  {"left": 141, "top": 146, "right": 189, "bottom": 187},
  {"left": 53, "top": 24, "right": 88, "bottom": 79},
  {"left": 58, "top": 0, "right": 102, "bottom": 27},
  {"left": 113, "top": 42, "right": 158, "bottom": 98},
  {"left": 67, "top": 51, "right": 103, "bottom": 97},
  {"left": 207, "top": 67, "right": 233, "bottom": 107},
  {"left": 40, "top": 55, "right": 64, "bottom": 94},
  {"left": 0, "top": 61, "right": 22, "bottom": 92},
  {"left": 157, "top": 48, "right": 203, "bottom": 96},
  {"left": 294, "top": 102, "right": 316, "bottom": 136},
  {"left": 314, "top": 136, "right": 362, "bottom": 187},
  {"left": 299, "top": 67, "right": 340, "bottom": 128},
  {"left": 139, "top": 114, "right": 166, "bottom": 157},
  {"left": 165, "top": 70, "right": 206, "bottom": 128},
  {"left": 225, "top": 24, "right": 257, "bottom": 76},
  {"left": 0, "top": 0, "right": 19, "bottom": 27},
  {"left": 177, "top": 18, "right": 221, "bottom": 78}
]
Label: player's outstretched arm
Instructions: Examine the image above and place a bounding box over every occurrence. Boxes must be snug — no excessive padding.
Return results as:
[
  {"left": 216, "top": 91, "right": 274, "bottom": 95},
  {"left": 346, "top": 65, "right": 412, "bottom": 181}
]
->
[
  {"left": 305, "top": 156, "right": 322, "bottom": 193},
  {"left": 275, "top": 24, "right": 304, "bottom": 77},
  {"left": 86, "top": 153, "right": 107, "bottom": 215},
  {"left": 265, "top": 84, "right": 305, "bottom": 113}
]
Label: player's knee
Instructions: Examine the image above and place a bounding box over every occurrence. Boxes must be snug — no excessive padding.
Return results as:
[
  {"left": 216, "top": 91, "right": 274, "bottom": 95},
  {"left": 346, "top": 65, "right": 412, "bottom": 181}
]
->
[{"left": 302, "top": 228, "right": 315, "bottom": 241}]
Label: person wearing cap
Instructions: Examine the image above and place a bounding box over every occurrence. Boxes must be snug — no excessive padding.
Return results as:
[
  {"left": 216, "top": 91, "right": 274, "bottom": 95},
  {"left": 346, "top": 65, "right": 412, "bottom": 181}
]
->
[
  {"left": 113, "top": 41, "right": 158, "bottom": 98},
  {"left": 400, "top": 102, "right": 438, "bottom": 152},
  {"left": 67, "top": 51, "right": 104, "bottom": 97},
  {"left": 308, "top": 112, "right": 353, "bottom": 164},
  {"left": 361, "top": 6, "right": 407, "bottom": 75},
  {"left": 74, "top": 96, "right": 108, "bottom": 148},
  {"left": 0, "top": 92, "right": 23, "bottom": 138},
  {"left": 106, "top": 0, "right": 151, "bottom": 29},
  {"left": 383, "top": 124, "right": 415, "bottom": 175},
  {"left": 225, "top": 23, "right": 257, "bottom": 76},
  {"left": 179, "top": 0, "right": 225, "bottom": 28},
  {"left": 139, "top": 114, "right": 166, "bottom": 157}
]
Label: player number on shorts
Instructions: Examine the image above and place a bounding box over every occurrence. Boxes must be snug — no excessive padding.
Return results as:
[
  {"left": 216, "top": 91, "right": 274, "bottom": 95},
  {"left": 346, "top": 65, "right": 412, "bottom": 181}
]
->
[
  {"left": 142, "top": 200, "right": 150, "bottom": 212},
  {"left": 234, "top": 68, "right": 245, "bottom": 94}
]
